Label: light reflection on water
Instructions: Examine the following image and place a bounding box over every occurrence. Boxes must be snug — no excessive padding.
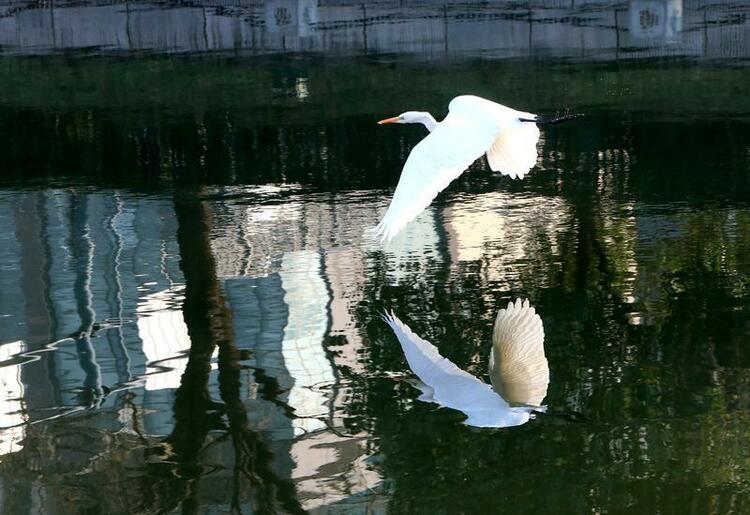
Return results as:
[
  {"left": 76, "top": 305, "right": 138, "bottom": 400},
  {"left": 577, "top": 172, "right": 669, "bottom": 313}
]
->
[
  {"left": 1, "top": 184, "right": 748, "bottom": 507},
  {"left": 0, "top": 188, "right": 393, "bottom": 511},
  {"left": 0, "top": 184, "right": 570, "bottom": 506},
  {"left": 209, "top": 186, "right": 573, "bottom": 289}
]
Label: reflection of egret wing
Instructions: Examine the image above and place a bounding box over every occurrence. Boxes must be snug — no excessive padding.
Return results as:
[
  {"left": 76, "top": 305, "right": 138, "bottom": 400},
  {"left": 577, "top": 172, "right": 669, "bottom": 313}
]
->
[
  {"left": 383, "top": 312, "right": 533, "bottom": 428},
  {"left": 376, "top": 98, "right": 501, "bottom": 242},
  {"left": 486, "top": 122, "right": 540, "bottom": 180},
  {"left": 490, "top": 299, "right": 549, "bottom": 407}
]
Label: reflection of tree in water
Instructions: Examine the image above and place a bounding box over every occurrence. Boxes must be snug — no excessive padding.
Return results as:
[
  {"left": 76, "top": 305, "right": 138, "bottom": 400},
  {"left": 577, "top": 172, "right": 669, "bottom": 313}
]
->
[
  {"left": 0, "top": 191, "right": 305, "bottom": 514},
  {"left": 346, "top": 122, "right": 750, "bottom": 513},
  {"left": 3, "top": 58, "right": 749, "bottom": 197}
]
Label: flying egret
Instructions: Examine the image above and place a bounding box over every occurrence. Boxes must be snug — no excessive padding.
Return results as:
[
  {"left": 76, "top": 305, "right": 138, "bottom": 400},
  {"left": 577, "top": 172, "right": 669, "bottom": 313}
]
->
[
  {"left": 383, "top": 299, "right": 549, "bottom": 428},
  {"left": 376, "top": 95, "right": 579, "bottom": 242}
]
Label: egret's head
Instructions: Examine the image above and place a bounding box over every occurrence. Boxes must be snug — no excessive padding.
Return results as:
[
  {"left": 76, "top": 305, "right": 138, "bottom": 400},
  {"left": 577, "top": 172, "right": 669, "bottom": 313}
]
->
[{"left": 377, "top": 111, "right": 427, "bottom": 125}]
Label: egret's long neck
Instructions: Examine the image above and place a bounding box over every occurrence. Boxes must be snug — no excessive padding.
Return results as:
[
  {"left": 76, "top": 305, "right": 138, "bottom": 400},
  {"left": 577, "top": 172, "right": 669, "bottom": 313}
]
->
[{"left": 419, "top": 113, "right": 438, "bottom": 132}]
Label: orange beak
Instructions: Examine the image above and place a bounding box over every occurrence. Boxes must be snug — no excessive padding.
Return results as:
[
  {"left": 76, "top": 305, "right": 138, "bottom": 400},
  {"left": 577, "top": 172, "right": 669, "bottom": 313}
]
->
[{"left": 377, "top": 116, "right": 400, "bottom": 125}]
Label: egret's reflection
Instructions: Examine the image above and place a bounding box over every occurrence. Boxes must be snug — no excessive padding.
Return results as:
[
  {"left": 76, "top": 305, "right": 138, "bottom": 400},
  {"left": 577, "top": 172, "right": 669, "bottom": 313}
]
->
[{"left": 384, "top": 299, "right": 548, "bottom": 428}]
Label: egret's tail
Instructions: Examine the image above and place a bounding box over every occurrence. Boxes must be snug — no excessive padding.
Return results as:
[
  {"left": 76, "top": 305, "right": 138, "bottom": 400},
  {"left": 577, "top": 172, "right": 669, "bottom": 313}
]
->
[{"left": 519, "top": 113, "right": 583, "bottom": 125}]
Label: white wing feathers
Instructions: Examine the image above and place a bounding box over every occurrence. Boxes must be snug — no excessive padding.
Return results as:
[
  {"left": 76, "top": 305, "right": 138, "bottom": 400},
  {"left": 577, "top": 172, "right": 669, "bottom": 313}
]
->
[
  {"left": 490, "top": 299, "right": 549, "bottom": 407},
  {"left": 383, "top": 311, "right": 500, "bottom": 406},
  {"left": 456, "top": 95, "right": 540, "bottom": 180},
  {"left": 376, "top": 95, "right": 540, "bottom": 242},
  {"left": 383, "top": 311, "right": 533, "bottom": 428},
  {"left": 486, "top": 122, "right": 541, "bottom": 180},
  {"left": 375, "top": 111, "right": 497, "bottom": 242}
]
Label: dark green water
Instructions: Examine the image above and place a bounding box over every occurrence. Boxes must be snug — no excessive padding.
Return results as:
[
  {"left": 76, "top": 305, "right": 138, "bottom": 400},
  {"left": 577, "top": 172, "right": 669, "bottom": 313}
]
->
[{"left": 1, "top": 3, "right": 750, "bottom": 514}]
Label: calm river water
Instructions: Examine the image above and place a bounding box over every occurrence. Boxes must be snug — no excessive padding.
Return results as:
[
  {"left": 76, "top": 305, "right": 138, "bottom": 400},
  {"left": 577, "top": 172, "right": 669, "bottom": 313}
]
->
[{"left": 1, "top": 1, "right": 750, "bottom": 514}]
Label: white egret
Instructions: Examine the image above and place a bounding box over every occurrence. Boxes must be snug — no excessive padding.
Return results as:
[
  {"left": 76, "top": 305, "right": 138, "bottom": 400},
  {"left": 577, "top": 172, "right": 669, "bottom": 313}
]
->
[
  {"left": 376, "top": 95, "right": 578, "bottom": 242},
  {"left": 383, "top": 299, "right": 549, "bottom": 428}
]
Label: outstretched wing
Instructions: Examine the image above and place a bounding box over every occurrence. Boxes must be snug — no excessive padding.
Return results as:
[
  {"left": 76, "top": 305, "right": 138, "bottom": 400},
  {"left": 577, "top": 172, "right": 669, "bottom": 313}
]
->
[
  {"left": 376, "top": 96, "right": 541, "bottom": 241},
  {"left": 486, "top": 122, "right": 540, "bottom": 179},
  {"left": 383, "top": 311, "right": 533, "bottom": 428},
  {"left": 376, "top": 98, "right": 501, "bottom": 242},
  {"left": 490, "top": 299, "right": 549, "bottom": 407}
]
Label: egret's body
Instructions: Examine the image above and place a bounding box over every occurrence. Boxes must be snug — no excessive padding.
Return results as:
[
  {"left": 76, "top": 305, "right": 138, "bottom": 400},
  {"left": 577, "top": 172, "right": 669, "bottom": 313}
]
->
[
  {"left": 383, "top": 299, "right": 549, "bottom": 428},
  {"left": 376, "top": 95, "right": 542, "bottom": 242}
]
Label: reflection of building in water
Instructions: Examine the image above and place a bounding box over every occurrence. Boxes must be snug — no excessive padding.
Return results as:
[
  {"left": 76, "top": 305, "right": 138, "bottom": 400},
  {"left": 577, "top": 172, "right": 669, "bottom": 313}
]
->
[
  {"left": 0, "top": 190, "right": 184, "bottom": 436},
  {"left": 0, "top": 188, "right": 385, "bottom": 510},
  {"left": 6, "top": 184, "right": 743, "bottom": 510},
  {"left": 211, "top": 193, "right": 444, "bottom": 506},
  {"left": 0, "top": 0, "right": 747, "bottom": 60},
  {"left": 137, "top": 286, "right": 190, "bottom": 392},
  {"left": 0, "top": 341, "right": 26, "bottom": 457},
  {"left": 210, "top": 189, "right": 443, "bottom": 283},
  {"left": 326, "top": 246, "right": 369, "bottom": 376},
  {"left": 226, "top": 250, "right": 334, "bottom": 438},
  {"left": 280, "top": 251, "right": 334, "bottom": 435},
  {"left": 209, "top": 186, "right": 577, "bottom": 425},
  {"left": 292, "top": 430, "right": 385, "bottom": 512},
  {"left": 224, "top": 259, "right": 385, "bottom": 510}
]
